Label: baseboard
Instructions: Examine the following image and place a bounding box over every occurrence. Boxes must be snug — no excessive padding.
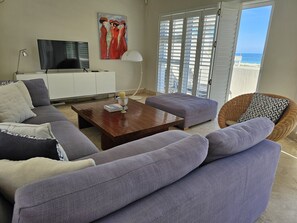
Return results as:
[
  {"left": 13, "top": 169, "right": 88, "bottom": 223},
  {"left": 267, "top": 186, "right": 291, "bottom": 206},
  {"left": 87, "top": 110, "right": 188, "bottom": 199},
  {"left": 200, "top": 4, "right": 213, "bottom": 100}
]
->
[
  {"left": 144, "top": 89, "right": 157, "bottom": 95},
  {"left": 115, "top": 88, "right": 146, "bottom": 96}
]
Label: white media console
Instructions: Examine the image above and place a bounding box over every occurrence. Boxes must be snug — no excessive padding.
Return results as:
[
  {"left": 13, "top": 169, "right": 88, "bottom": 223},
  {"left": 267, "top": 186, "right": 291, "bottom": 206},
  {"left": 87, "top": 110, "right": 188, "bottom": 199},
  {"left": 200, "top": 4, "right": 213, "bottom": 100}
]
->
[{"left": 16, "top": 72, "right": 116, "bottom": 100}]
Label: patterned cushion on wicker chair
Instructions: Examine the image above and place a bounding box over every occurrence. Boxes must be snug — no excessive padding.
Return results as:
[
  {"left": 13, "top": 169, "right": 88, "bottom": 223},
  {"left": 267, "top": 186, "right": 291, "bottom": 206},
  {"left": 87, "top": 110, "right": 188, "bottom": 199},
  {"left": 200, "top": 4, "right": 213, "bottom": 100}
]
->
[
  {"left": 218, "top": 93, "right": 297, "bottom": 141},
  {"left": 238, "top": 93, "right": 289, "bottom": 123}
]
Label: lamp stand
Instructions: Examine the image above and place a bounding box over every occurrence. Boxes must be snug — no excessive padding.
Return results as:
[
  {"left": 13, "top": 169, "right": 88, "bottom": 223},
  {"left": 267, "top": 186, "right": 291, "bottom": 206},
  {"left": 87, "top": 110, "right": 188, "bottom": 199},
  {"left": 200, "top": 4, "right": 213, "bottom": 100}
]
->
[
  {"left": 16, "top": 50, "right": 22, "bottom": 75},
  {"left": 129, "top": 62, "right": 143, "bottom": 100},
  {"left": 16, "top": 49, "right": 28, "bottom": 75}
]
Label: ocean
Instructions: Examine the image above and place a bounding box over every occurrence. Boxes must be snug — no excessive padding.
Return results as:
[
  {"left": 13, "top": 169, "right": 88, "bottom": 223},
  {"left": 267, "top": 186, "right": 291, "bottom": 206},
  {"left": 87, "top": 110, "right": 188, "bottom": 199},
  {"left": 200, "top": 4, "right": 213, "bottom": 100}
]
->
[{"left": 235, "top": 53, "right": 262, "bottom": 65}]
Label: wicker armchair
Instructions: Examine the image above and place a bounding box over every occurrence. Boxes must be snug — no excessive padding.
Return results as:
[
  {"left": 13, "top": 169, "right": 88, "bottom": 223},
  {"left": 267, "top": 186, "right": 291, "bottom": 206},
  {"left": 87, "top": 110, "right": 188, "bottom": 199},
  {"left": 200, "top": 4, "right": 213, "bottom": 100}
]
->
[{"left": 218, "top": 93, "right": 297, "bottom": 141}]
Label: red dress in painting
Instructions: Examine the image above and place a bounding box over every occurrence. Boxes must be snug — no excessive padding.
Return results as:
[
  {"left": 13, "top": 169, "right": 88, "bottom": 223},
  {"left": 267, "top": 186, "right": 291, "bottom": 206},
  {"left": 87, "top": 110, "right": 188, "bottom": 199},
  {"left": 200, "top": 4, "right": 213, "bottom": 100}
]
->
[
  {"left": 99, "top": 17, "right": 108, "bottom": 59},
  {"left": 109, "top": 21, "right": 120, "bottom": 59},
  {"left": 118, "top": 21, "right": 127, "bottom": 57},
  {"left": 100, "top": 25, "right": 108, "bottom": 59}
]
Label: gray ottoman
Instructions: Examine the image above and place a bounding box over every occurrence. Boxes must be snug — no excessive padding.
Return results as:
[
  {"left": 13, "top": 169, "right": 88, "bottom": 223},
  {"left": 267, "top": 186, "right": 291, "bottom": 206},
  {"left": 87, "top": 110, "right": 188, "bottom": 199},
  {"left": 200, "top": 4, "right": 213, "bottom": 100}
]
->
[{"left": 145, "top": 93, "right": 218, "bottom": 129}]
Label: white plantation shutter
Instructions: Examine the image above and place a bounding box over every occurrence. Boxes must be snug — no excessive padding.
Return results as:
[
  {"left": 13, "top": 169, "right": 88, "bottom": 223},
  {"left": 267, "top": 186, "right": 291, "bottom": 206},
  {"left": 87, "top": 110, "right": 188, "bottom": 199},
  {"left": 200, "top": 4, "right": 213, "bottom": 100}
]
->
[
  {"left": 209, "top": 2, "right": 241, "bottom": 108},
  {"left": 157, "top": 8, "right": 218, "bottom": 97},
  {"left": 168, "top": 18, "right": 184, "bottom": 93},
  {"left": 157, "top": 20, "right": 170, "bottom": 93},
  {"left": 197, "top": 11, "right": 218, "bottom": 98},
  {"left": 181, "top": 14, "right": 200, "bottom": 95}
]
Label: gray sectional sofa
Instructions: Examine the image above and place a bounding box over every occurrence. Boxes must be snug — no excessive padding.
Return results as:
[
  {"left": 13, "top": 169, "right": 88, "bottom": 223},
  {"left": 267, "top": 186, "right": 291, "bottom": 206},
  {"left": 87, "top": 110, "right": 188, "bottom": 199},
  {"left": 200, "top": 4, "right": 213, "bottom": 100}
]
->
[{"left": 1, "top": 79, "right": 281, "bottom": 223}]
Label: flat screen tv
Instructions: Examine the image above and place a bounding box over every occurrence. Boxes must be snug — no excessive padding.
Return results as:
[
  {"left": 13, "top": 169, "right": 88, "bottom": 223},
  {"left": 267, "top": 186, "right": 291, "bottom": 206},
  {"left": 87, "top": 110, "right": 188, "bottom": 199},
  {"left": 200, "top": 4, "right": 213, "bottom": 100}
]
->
[{"left": 37, "top": 39, "right": 89, "bottom": 71}]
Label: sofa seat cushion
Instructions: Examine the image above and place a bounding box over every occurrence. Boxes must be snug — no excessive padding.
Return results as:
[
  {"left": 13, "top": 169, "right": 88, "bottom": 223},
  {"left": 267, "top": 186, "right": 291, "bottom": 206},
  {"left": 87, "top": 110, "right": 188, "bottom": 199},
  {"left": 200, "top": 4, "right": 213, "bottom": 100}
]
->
[
  {"left": 49, "top": 121, "right": 99, "bottom": 160},
  {"left": 205, "top": 117, "right": 274, "bottom": 163},
  {"left": 13, "top": 134, "right": 208, "bottom": 223},
  {"left": 23, "top": 105, "right": 67, "bottom": 124},
  {"left": 82, "top": 130, "right": 191, "bottom": 165}
]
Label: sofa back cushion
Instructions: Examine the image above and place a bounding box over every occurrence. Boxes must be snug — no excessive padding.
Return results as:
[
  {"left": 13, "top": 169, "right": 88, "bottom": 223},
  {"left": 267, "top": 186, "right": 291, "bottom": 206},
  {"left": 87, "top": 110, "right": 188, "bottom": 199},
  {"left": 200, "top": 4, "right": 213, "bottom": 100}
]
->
[
  {"left": 13, "top": 134, "right": 208, "bottom": 223},
  {"left": 23, "top": 79, "right": 50, "bottom": 107},
  {"left": 84, "top": 130, "right": 191, "bottom": 165},
  {"left": 205, "top": 117, "right": 274, "bottom": 163}
]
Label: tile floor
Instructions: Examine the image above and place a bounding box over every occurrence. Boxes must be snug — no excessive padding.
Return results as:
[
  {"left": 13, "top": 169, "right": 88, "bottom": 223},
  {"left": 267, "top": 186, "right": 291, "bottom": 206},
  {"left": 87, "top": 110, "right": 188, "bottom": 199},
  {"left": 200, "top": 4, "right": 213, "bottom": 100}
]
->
[{"left": 56, "top": 95, "right": 297, "bottom": 223}]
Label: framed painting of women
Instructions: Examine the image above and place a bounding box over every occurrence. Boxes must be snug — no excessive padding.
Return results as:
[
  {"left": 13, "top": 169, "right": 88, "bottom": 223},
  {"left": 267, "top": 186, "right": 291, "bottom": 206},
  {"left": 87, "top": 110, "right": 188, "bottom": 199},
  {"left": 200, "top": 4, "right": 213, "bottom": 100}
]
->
[{"left": 97, "top": 13, "right": 128, "bottom": 60}]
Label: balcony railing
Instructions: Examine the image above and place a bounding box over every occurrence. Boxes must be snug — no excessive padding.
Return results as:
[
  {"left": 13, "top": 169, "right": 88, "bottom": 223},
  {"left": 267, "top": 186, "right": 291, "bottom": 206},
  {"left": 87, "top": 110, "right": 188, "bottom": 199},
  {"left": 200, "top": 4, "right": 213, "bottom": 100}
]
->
[{"left": 228, "top": 64, "right": 260, "bottom": 100}]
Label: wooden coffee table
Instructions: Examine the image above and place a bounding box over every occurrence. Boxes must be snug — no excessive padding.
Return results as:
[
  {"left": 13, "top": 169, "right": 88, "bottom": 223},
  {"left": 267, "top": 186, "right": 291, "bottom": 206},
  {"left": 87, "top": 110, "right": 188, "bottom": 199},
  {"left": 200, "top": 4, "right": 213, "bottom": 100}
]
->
[{"left": 71, "top": 99, "right": 183, "bottom": 150}]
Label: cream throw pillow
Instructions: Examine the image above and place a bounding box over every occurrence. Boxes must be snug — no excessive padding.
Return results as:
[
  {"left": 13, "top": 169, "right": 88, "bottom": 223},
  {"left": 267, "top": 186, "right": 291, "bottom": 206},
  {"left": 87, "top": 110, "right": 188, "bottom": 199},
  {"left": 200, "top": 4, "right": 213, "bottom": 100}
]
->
[
  {"left": 0, "top": 84, "right": 36, "bottom": 122},
  {"left": 14, "top": 81, "right": 34, "bottom": 109},
  {"left": 0, "top": 122, "right": 53, "bottom": 138},
  {"left": 0, "top": 158, "right": 96, "bottom": 202},
  {"left": 0, "top": 122, "right": 68, "bottom": 161}
]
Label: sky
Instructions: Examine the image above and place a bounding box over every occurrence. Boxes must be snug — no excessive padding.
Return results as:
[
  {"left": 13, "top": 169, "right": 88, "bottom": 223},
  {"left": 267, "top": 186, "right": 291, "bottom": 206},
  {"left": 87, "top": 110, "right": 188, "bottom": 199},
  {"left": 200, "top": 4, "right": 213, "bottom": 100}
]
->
[{"left": 236, "top": 6, "right": 272, "bottom": 54}]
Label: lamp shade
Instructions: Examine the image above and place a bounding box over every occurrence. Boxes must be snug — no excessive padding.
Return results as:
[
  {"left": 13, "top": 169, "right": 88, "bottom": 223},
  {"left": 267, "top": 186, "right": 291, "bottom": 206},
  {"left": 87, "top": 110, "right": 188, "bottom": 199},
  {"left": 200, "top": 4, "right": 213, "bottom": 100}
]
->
[{"left": 121, "top": 50, "right": 143, "bottom": 62}]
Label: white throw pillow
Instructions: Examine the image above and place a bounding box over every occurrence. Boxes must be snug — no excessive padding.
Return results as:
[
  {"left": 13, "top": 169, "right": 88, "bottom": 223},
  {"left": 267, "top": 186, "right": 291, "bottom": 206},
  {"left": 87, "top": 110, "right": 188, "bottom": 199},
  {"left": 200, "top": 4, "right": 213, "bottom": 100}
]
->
[
  {"left": 0, "top": 122, "right": 52, "bottom": 138},
  {"left": 14, "top": 81, "right": 34, "bottom": 109},
  {"left": 0, "top": 158, "right": 95, "bottom": 202},
  {"left": 0, "top": 122, "right": 69, "bottom": 161},
  {"left": 0, "top": 84, "right": 36, "bottom": 123}
]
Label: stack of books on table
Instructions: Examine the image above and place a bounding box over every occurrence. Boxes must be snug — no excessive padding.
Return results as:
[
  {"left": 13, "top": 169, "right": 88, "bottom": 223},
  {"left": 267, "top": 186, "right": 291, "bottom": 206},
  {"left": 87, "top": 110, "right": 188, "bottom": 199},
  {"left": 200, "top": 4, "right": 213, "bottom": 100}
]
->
[{"left": 104, "top": 104, "right": 123, "bottom": 112}]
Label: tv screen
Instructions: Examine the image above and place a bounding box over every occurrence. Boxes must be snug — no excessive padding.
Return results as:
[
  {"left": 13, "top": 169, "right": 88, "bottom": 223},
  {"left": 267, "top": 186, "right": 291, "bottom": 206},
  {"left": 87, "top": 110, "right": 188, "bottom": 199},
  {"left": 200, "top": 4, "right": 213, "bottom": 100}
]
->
[{"left": 37, "top": 39, "right": 89, "bottom": 70}]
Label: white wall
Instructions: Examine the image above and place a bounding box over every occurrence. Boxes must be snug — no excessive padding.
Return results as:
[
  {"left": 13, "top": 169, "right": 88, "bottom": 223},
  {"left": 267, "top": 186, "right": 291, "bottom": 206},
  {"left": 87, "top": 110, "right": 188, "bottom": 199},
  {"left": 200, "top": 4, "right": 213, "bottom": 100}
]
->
[
  {"left": 258, "top": 0, "right": 297, "bottom": 101},
  {"left": 144, "top": 0, "right": 297, "bottom": 102},
  {"left": 0, "top": 0, "right": 145, "bottom": 92}
]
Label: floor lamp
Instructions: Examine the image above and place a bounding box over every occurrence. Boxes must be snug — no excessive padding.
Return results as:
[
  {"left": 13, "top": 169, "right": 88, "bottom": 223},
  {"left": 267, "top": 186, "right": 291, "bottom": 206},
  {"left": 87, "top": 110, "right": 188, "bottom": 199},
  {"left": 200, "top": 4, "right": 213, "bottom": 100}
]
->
[{"left": 121, "top": 50, "right": 143, "bottom": 100}]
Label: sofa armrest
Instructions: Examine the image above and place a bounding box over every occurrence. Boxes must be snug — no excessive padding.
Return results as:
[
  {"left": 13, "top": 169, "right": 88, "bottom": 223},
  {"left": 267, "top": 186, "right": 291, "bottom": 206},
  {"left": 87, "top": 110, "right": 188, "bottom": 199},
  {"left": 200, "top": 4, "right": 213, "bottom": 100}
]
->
[
  {"left": 80, "top": 130, "right": 191, "bottom": 165},
  {"left": 13, "top": 134, "right": 208, "bottom": 223}
]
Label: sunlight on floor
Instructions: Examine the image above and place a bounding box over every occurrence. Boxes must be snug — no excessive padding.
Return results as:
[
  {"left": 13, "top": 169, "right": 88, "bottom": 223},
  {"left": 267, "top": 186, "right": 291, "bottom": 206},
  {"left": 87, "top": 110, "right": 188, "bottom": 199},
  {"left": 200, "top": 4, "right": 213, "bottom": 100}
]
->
[{"left": 281, "top": 150, "right": 297, "bottom": 159}]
